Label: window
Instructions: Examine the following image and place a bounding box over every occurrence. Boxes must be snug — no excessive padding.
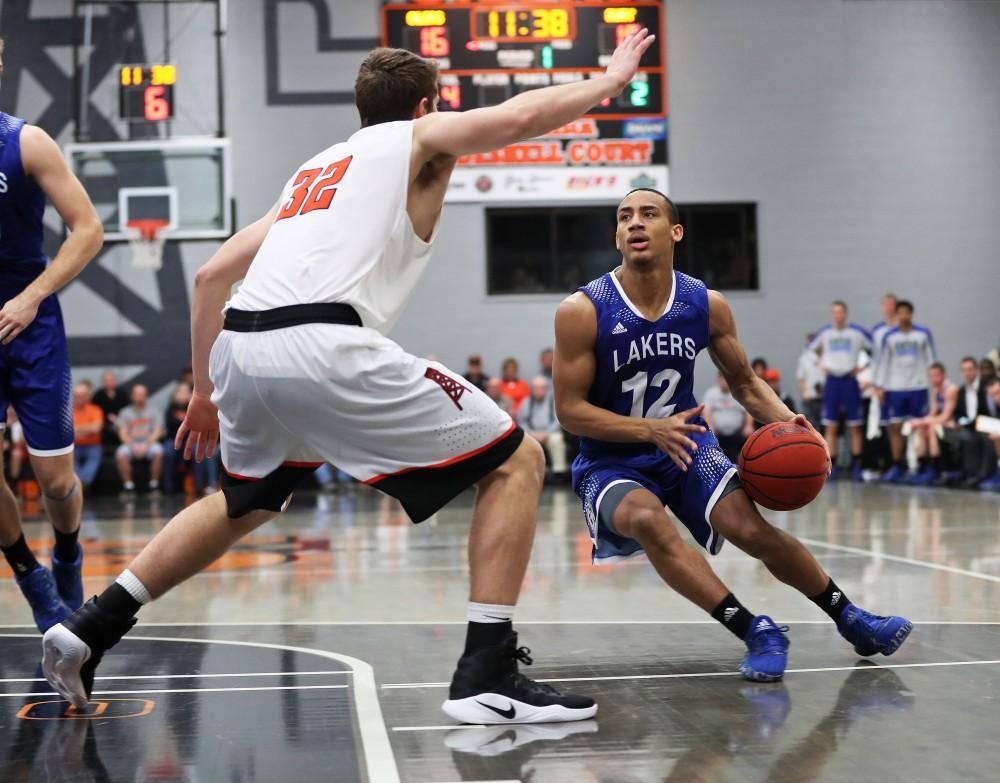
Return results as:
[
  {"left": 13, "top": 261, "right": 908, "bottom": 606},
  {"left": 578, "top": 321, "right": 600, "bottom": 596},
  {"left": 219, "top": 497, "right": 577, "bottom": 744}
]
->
[{"left": 486, "top": 202, "right": 758, "bottom": 294}]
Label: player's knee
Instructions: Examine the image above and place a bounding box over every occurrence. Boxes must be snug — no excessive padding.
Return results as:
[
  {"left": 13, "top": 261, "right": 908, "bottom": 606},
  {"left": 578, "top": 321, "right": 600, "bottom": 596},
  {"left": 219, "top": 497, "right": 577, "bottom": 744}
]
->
[
  {"left": 499, "top": 436, "right": 545, "bottom": 486},
  {"left": 726, "top": 517, "right": 776, "bottom": 557},
  {"left": 617, "top": 498, "right": 675, "bottom": 547},
  {"left": 38, "top": 473, "right": 77, "bottom": 501}
]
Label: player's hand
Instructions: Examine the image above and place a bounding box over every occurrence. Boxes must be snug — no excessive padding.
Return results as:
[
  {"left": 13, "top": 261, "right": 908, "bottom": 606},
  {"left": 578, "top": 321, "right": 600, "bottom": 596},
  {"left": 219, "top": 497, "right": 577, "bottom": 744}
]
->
[
  {"left": 0, "top": 293, "right": 41, "bottom": 345},
  {"left": 874, "top": 387, "right": 885, "bottom": 403},
  {"left": 648, "top": 404, "right": 707, "bottom": 472},
  {"left": 176, "top": 391, "right": 220, "bottom": 462},
  {"left": 790, "top": 413, "right": 832, "bottom": 467},
  {"left": 605, "top": 27, "right": 656, "bottom": 92}
]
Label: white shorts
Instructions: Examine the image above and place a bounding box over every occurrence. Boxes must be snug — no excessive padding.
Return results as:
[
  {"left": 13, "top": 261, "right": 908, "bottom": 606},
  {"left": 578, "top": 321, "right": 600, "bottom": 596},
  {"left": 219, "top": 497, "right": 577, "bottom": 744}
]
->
[{"left": 210, "top": 322, "right": 521, "bottom": 521}]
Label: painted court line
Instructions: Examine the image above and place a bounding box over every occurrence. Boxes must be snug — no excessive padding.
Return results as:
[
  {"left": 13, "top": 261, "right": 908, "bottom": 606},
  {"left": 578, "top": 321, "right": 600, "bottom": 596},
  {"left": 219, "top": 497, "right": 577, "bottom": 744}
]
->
[
  {"left": 0, "top": 670, "right": 351, "bottom": 685},
  {"left": 2, "top": 619, "right": 1000, "bottom": 628},
  {"left": 0, "top": 684, "right": 350, "bottom": 699},
  {"left": 0, "top": 634, "right": 399, "bottom": 783},
  {"left": 798, "top": 537, "right": 1000, "bottom": 584},
  {"left": 381, "top": 658, "right": 1000, "bottom": 690}
]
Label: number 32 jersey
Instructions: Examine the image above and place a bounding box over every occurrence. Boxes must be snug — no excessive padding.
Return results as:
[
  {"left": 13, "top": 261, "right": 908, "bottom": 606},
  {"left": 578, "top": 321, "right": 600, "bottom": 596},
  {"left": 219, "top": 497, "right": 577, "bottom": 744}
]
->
[
  {"left": 577, "top": 269, "right": 710, "bottom": 461},
  {"left": 228, "top": 121, "right": 433, "bottom": 335}
]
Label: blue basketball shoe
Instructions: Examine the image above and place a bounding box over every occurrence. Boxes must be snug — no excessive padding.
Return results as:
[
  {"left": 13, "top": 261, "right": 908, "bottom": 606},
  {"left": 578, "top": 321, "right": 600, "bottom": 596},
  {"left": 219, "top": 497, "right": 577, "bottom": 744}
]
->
[
  {"left": 52, "top": 544, "right": 84, "bottom": 611},
  {"left": 739, "top": 616, "right": 789, "bottom": 682},
  {"left": 880, "top": 465, "right": 905, "bottom": 484},
  {"left": 838, "top": 604, "right": 912, "bottom": 656},
  {"left": 15, "top": 565, "right": 71, "bottom": 633}
]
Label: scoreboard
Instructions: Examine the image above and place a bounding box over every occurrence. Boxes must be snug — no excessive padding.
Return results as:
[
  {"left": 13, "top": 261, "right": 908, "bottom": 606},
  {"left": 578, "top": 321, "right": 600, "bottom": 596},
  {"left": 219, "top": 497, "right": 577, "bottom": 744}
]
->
[
  {"left": 381, "top": 1, "right": 668, "bottom": 202},
  {"left": 119, "top": 64, "right": 176, "bottom": 122}
]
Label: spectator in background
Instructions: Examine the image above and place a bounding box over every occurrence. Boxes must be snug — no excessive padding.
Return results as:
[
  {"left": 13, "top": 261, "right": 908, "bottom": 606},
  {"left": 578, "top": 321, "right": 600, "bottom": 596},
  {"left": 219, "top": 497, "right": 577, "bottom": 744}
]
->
[
  {"left": 72, "top": 381, "right": 104, "bottom": 489},
  {"left": 179, "top": 365, "right": 194, "bottom": 388},
  {"left": 797, "top": 332, "right": 824, "bottom": 429},
  {"left": 761, "top": 369, "right": 796, "bottom": 422},
  {"left": 703, "top": 374, "right": 753, "bottom": 463},
  {"left": 981, "top": 358, "right": 997, "bottom": 387},
  {"left": 978, "top": 378, "right": 1000, "bottom": 491},
  {"left": 5, "top": 407, "right": 26, "bottom": 486},
  {"left": 485, "top": 377, "right": 513, "bottom": 415},
  {"left": 539, "top": 348, "right": 554, "bottom": 378},
  {"left": 870, "top": 292, "right": 898, "bottom": 362},
  {"left": 907, "top": 363, "right": 957, "bottom": 485},
  {"left": 945, "top": 357, "right": 993, "bottom": 487},
  {"left": 751, "top": 357, "right": 768, "bottom": 379},
  {"left": 463, "top": 354, "right": 489, "bottom": 392},
  {"left": 517, "top": 376, "right": 567, "bottom": 478},
  {"left": 91, "top": 371, "right": 128, "bottom": 434},
  {"left": 115, "top": 384, "right": 164, "bottom": 493},
  {"left": 499, "top": 357, "right": 530, "bottom": 414}
]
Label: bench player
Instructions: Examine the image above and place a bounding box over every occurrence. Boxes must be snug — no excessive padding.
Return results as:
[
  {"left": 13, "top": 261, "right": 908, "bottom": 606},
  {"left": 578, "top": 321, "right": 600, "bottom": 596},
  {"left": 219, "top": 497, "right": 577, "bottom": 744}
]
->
[
  {"left": 0, "top": 38, "right": 103, "bottom": 632},
  {"left": 42, "top": 31, "right": 657, "bottom": 725},
  {"left": 808, "top": 302, "right": 872, "bottom": 481},
  {"left": 553, "top": 189, "right": 912, "bottom": 681}
]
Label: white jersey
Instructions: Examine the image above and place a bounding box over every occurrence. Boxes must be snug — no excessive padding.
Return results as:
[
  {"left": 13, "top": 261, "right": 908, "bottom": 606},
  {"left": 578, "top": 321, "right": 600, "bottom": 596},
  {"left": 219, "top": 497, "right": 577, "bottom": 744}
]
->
[
  {"left": 870, "top": 320, "right": 893, "bottom": 362},
  {"left": 809, "top": 323, "right": 872, "bottom": 377},
  {"left": 227, "top": 121, "right": 434, "bottom": 335},
  {"left": 875, "top": 325, "right": 937, "bottom": 391}
]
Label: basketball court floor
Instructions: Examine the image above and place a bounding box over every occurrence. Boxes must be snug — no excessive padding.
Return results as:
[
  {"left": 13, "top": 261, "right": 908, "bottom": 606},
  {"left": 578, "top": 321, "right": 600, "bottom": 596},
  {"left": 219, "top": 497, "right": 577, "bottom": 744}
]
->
[{"left": 2, "top": 483, "right": 999, "bottom": 782}]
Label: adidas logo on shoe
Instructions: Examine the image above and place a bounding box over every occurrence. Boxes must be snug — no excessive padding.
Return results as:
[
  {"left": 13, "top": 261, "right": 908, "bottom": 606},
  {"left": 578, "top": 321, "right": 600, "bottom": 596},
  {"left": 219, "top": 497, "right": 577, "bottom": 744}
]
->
[
  {"left": 611, "top": 322, "right": 627, "bottom": 335},
  {"left": 756, "top": 619, "right": 771, "bottom": 632},
  {"left": 724, "top": 607, "right": 738, "bottom": 622}
]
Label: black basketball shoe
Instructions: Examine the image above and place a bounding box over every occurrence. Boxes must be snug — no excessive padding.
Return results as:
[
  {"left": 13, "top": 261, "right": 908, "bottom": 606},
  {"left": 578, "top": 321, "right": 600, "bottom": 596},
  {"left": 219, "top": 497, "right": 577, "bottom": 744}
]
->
[
  {"left": 442, "top": 631, "right": 597, "bottom": 724},
  {"left": 42, "top": 597, "right": 137, "bottom": 709}
]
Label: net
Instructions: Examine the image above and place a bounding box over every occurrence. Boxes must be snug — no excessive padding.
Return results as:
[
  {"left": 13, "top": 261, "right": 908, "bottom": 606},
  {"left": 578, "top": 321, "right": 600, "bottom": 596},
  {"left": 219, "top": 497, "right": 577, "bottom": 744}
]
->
[{"left": 125, "top": 219, "right": 169, "bottom": 270}]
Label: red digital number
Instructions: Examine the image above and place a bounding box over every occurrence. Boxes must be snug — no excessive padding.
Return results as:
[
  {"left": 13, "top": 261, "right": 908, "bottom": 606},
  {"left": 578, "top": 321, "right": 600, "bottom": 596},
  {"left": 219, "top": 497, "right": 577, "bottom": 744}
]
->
[
  {"left": 420, "top": 26, "right": 449, "bottom": 57},
  {"left": 440, "top": 84, "right": 461, "bottom": 110},
  {"left": 143, "top": 85, "right": 170, "bottom": 120},
  {"left": 275, "top": 156, "right": 353, "bottom": 221}
]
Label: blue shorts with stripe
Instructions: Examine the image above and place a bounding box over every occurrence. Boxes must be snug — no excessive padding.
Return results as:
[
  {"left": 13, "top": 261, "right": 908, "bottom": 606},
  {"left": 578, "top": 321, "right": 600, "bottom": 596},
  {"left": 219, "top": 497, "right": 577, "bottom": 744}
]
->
[
  {"left": 882, "top": 389, "right": 929, "bottom": 424},
  {"left": 572, "top": 428, "right": 738, "bottom": 565},
  {"left": 822, "top": 374, "right": 863, "bottom": 426},
  {"left": 0, "top": 294, "right": 73, "bottom": 455}
]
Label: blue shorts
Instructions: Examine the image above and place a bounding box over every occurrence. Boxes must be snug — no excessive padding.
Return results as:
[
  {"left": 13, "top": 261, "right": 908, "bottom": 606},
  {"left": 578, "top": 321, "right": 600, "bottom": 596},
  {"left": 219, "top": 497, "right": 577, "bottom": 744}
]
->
[
  {"left": 0, "top": 295, "right": 74, "bottom": 455},
  {"left": 572, "top": 429, "right": 738, "bottom": 565},
  {"left": 822, "top": 374, "right": 863, "bottom": 426},
  {"left": 882, "top": 389, "right": 929, "bottom": 424}
]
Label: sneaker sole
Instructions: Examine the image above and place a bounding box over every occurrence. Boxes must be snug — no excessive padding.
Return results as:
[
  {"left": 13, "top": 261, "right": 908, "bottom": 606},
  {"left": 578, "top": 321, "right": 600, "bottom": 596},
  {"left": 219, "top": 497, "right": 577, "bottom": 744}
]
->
[
  {"left": 441, "top": 695, "right": 597, "bottom": 724},
  {"left": 42, "top": 624, "right": 93, "bottom": 710},
  {"left": 738, "top": 664, "right": 785, "bottom": 683}
]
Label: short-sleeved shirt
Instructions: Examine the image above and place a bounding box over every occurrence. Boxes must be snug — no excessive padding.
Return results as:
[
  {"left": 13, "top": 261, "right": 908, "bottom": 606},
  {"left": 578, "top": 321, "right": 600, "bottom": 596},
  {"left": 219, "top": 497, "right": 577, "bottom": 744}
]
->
[
  {"left": 702, "top": 384, "right": 747, "bottom": 436},
  {"left": 73, "top": 403, "right": 104, "bottom": 446},
  {"left": 875, "top": 326, "right": 936, "bottom": 391},
  {"left": 500, "top": 379, "right": 530, "bottom": 415},
  {"left": 118, "top": 404, "right": 163, "bottom": 444},
  {"left": 809, "top": 324, "right": 873, "bottom": 377}
]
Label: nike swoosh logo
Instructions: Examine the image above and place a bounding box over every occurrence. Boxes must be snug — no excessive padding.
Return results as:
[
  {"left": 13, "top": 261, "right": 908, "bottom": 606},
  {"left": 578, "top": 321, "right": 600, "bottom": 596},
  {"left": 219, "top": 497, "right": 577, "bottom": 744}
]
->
[{"left": 476, "top": 700, "right": 516, "bottom": 719}]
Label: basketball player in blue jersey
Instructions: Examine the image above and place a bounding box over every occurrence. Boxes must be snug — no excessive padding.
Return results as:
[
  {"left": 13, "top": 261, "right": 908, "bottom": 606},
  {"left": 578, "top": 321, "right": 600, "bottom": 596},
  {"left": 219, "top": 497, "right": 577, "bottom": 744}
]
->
[
  {"left": 0, "top": 39, "right": 104, "bottom": 631},
  {"left": 553, "top": 189, "right": 912, "bottom": 681}
]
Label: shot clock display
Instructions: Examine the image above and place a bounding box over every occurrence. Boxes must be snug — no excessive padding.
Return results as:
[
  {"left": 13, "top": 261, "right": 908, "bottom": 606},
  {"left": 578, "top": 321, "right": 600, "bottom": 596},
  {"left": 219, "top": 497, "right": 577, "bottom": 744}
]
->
[
  {"left": 382, "top": 1, "right": 668, "bottom": 201},
  {"left": 118, "top": 63, "right": 176, "bottom": 122}
]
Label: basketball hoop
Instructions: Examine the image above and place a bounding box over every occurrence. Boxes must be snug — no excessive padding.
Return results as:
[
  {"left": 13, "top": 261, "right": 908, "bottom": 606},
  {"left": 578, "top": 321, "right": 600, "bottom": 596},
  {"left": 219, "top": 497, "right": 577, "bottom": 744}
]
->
[{"left": 125, "top": 219, "right": 169, "bottom": 270}]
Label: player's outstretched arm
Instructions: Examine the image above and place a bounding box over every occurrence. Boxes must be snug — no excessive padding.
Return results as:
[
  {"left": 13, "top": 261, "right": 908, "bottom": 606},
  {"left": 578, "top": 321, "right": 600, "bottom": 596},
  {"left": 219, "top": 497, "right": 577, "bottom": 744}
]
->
[
  {"left": 707, "top": 290, "right": 810, "bottom": 431},
  {"left": 177, "top": 203, "right": 278, "bottom": 461},
  {"left": 0, "top": 125, "right": 103, "bottom": 344},
  {"left": 413, "top": 27, "right": 655, "bottom": 162},
  {"left": 554, "top": 293, "right": 705, "bottom": 470}
]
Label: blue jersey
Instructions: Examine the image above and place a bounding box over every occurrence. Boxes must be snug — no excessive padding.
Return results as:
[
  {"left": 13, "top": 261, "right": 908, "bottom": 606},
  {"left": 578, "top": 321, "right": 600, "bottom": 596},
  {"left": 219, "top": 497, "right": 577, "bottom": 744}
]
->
[
  {"left": 0, "top": 112, "right": 73, "bottom": 455},
  {"left": 0, "top": 112, "right": 47, "bottom": 292},
  {"left": 577, "top": 269, "right": 709, "bottom": 460}
]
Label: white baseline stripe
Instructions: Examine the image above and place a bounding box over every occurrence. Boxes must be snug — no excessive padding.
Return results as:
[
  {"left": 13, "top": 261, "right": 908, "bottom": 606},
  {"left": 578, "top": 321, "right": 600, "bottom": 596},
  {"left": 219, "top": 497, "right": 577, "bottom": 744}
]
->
[
  {"left": 0, "top": 670, "right": 351, "bottom": 685},
  {"left": 0, "top": 684, "right": 349, "bottom": 698},
  {"left": 381, "top": 659, "right": 1000, "bottom": 690},
  {"left": 0, "top": 634, "right": 399, "bottom": 783},
  {"left": 798, "top": 537, "right": 1000, "bottom": 584},
  {"left": 2, "top": 620, "right": 999, "bottom": 628}
]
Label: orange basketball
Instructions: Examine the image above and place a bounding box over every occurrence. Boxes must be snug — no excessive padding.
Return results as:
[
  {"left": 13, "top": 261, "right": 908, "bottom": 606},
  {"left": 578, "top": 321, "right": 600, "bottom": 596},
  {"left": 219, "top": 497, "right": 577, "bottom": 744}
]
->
[{"left": 738, "top": 422, "right": 830, "bottom": 511}]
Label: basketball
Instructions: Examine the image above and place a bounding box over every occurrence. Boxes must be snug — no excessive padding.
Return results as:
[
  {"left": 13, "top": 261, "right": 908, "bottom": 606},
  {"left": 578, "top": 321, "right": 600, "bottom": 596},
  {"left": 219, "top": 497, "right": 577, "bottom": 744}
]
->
[{"left": 738, "top": 422, "right": 831, "bottom": 511}]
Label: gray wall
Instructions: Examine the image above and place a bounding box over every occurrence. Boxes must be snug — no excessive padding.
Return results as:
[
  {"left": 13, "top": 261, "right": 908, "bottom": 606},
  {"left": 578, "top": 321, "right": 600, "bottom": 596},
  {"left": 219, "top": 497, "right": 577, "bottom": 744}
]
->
[{"left": 4, "top": 0, "right": 999, "bottom": 401}]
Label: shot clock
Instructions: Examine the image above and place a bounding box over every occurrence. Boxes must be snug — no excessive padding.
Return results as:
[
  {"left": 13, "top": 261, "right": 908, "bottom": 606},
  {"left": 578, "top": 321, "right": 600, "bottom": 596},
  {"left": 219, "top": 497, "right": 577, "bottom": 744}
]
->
[{"left": 119, "top": 63, "right": 176, "bottom": 122}]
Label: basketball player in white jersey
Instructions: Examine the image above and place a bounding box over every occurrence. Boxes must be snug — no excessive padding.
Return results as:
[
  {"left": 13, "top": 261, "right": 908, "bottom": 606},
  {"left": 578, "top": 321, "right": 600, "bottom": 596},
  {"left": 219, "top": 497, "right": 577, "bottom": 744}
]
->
[{"left": 40, "top": 31, "right": 656, "bottom": 725}]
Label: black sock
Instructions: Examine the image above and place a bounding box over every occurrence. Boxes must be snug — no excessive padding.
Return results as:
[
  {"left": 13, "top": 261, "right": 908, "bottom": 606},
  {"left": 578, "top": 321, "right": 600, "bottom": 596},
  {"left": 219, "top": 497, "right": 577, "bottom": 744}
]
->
[
  {"left": 95, "top": 583, "right": 142, "bottom": 621},
  {"left": 917, "top": 457, "right": 929, "bottom": 472},
  {"left": 931, "top": 456, "right": 941, "bottom": 470},
  {"left": 809, "top": 578, "right": 851, "bottom": 623},
  {"left": 2, "top": 535, "right": 40, "bottom": 577},
  {"left": 710, "top": 593, "right": 755, "bottom": 640},
  {"left": 52, "top": 527, "right": 80, "bottom": 563},
  {"left": 896, "top": 459, "right": 907, "bottom": 470},
  {"left": 851, "top": 454, "right": 862, "bottom": 469},
  {"left": 463, "top": 621, "right": 513, "bottom": 655}
]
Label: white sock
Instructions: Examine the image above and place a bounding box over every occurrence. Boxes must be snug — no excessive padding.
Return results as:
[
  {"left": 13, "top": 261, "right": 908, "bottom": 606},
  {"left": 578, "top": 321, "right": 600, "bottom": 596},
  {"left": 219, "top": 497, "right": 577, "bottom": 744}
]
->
[
  {"left": 116, "top": 569, "right": 152, "bottom": 605},
  {"left": 468, "top": 602, "right": 514, "bottom": 624}
]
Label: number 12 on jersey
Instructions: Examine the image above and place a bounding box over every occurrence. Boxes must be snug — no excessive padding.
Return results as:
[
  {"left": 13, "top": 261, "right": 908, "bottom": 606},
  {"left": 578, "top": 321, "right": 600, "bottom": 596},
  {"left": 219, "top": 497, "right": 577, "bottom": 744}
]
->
[
  {"left": 276, "top": 156, "right": 353, "bottom": 221},
  {"left": 622, "top": 369, "right": 681, "bottom": 418}
]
